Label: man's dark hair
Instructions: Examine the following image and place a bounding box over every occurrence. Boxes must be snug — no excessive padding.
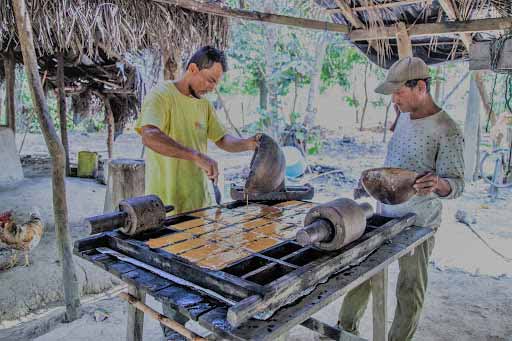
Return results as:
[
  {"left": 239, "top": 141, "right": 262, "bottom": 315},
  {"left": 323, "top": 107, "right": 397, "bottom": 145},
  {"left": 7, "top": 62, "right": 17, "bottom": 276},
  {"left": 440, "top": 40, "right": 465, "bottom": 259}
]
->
[
  {"left": 405, "top": 78, "right": 431, "bottom": 93},
  {"left": 186, "top": 46, "right": 228, "bottom": 72}
]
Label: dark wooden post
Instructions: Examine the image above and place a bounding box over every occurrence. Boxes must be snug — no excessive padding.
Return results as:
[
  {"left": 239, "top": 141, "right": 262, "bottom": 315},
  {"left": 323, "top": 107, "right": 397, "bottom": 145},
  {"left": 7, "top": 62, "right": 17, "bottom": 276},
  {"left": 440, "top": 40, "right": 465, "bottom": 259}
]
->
[
  {"left": 4, "top": 48, "right": 16, "bottom": 134},
  {"left": 57, "top": 52, "right": 70, "bottom": 176},
  {"left": 126, "top": 285, "right": 146, "bottom": 341},
  {"left": 104, "top": 97, "right": 115, "bottom": 159},
  {"left": 13, "top": 0, "right": 81, "bottom": 321}
]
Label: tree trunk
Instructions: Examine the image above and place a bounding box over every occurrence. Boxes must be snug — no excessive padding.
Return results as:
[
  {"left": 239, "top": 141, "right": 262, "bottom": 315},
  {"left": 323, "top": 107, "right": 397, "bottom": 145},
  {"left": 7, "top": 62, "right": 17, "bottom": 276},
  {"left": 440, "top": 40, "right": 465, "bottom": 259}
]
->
[
  {"left": 264, "top": 0, "right": 280, "bottom": 137},
  {"left": 4, "top": 49, "right": 16, "bottom": 134},
  {"left": 13, "top": 0, "right": 80, "bottom": 321},
  {"left": 290, "top": 77, "right": 298, "bottom": 121},
  {"left": 57, "top": 53, "right": 70, "bottom": 176},
  {"left": 162, "top": 48, "right": 182, "bottom": 80},
  {"left": 104, "top": 97, "right": 115, "bottom": 159},
  {"left": 359, "top": 62, "right": 370, "bottom": 131},
  {"left": 303, "top": 32, "right": 329, "bottom": 129},
  {"left": 441, "top": 71, "right": 470, "bottom": 106},
  {"left": 259, "top": 75, "right": 268, "bottom": 110}
]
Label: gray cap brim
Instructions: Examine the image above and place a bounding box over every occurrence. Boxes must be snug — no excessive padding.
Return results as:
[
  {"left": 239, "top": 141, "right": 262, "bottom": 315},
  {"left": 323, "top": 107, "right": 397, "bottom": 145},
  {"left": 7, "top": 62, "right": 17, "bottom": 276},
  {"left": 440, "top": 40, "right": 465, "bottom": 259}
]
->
[{"left": 375, "top": 81, "right": 406, "bottom": 95}]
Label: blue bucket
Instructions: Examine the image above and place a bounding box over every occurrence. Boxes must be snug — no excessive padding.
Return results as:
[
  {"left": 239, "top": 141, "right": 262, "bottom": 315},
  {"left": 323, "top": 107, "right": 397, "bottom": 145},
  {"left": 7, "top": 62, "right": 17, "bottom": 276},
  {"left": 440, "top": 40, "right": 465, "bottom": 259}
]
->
[{"left": 282, "top": 146, "right": 306, "bottom": 178}]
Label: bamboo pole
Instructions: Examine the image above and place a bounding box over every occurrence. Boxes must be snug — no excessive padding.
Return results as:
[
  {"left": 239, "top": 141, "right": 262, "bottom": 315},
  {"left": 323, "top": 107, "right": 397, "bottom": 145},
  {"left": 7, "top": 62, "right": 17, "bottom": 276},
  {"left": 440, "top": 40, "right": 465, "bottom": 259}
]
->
[
  {"left": 57, "top": 53, "right": 70, "bottom": 176},
  {"left": 13, "top": 0, "right": 81, "bottom": 321},
  {"left": 4, "top": 49, "right": 16, "bottom": 134},
  {"left": 119, "top": 292, "right": 206, "bottom": 341}
]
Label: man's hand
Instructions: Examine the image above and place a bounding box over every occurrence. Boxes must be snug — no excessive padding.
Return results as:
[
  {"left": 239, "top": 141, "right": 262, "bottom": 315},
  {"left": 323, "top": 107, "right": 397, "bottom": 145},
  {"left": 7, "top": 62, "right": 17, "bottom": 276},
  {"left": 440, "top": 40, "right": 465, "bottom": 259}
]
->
[
  {"left": 194, "top": 153, "right": 219, "bottom": 183},
  {"left": 414, "top": 172, "right": 451, "bottom": 197},
  {"left": 247, "top": 133, "right": 262, "bottom": 150}
]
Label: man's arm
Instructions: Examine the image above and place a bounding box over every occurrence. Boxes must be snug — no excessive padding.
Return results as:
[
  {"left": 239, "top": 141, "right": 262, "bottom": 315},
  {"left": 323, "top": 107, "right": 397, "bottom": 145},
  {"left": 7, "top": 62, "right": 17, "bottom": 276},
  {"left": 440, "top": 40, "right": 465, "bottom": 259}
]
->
[
  {"left": 414, "top": 131, "right": 465, "bottom": 198},
  {"left": 215, "top": 134, "right": 259, "bottom": 153},
  {"left": 141, "top": 125, "right": 219, "bottom": 181}
]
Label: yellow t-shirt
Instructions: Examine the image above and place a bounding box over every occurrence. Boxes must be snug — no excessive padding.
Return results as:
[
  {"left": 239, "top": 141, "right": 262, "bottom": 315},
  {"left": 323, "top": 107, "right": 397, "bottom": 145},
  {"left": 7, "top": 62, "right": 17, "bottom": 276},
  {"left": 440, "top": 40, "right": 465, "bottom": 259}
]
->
[{"left": 135, "top": 82, "right": 226, "bottom": 214}]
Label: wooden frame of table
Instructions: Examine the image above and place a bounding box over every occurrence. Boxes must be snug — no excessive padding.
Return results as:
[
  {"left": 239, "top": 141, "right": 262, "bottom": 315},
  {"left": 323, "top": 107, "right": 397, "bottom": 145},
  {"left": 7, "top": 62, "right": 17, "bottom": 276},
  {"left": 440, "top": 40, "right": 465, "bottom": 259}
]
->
[{"left": 76, "top": 225, "right": 433, "bottom": 341}]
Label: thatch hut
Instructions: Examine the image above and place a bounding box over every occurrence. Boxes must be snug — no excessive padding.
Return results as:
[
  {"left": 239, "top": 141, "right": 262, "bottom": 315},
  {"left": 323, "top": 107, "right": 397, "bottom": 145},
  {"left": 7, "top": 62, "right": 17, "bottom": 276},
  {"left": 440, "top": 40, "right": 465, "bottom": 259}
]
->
[
  {"left": 0, "top": 0, "right": 229, "bottom": 160},
  {"left": 315, "top": 0, "right": 511, "bottom": 68}
]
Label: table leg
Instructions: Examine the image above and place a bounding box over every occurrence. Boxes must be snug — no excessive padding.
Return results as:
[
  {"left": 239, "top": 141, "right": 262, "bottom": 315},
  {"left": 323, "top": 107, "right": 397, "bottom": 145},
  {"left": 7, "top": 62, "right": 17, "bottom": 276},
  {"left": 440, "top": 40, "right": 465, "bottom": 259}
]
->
[
  {"left": 371, "top": 267, "right": 388, "bottom": 341},
  {"left": 126, "top": 285, "right": 146, "bottom": 341}
]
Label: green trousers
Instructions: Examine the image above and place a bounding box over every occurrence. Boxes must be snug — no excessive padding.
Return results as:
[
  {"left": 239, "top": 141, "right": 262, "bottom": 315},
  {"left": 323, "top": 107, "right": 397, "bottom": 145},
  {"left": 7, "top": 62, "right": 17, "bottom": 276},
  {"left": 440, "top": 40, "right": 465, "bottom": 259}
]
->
[{"left": 339, "top": 237, "right": 435, "bottom": 341}]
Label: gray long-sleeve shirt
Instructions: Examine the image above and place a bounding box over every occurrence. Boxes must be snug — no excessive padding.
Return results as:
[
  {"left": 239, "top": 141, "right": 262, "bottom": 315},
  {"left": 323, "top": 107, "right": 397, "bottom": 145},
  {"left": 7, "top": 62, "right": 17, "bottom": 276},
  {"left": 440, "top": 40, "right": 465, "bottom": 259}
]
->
[{"left": 378, "top": 110, "right": 465, "bottom": 229}]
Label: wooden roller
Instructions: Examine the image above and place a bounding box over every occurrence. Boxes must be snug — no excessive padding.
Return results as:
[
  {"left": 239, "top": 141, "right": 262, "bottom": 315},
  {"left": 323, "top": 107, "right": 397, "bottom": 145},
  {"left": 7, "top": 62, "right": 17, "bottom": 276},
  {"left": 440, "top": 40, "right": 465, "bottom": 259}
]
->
[
  {"left": 86, "top": 195, "right": 173, "bottom": 235},
  {"left": 296, "top": 198, "right": 373, "bottom": 251}
]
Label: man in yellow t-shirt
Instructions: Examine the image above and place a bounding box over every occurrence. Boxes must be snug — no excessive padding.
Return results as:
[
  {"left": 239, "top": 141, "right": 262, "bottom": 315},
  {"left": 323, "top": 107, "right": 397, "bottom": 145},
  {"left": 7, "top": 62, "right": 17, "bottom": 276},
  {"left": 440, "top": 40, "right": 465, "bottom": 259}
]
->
[
  {"left": 136, "top": 46, "right": 258, "bottom": 215},
  {"left": 136, "top": 46, "right": 258, "bottom": 340}
]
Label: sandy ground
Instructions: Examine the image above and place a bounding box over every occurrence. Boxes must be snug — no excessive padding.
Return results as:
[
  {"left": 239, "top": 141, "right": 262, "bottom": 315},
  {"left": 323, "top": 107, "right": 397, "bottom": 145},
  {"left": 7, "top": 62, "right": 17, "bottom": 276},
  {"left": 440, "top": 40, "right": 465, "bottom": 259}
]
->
[{"left": 1, "top": 131, "right": 512, "bottom": 340}]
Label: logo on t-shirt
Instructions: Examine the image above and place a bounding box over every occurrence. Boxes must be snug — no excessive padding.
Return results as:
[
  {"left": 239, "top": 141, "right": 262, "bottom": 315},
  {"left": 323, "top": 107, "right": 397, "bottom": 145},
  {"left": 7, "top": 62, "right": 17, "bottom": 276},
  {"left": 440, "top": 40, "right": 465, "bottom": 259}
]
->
[{"left": 195, "top": 121, "right": 206, "bottom": 131}]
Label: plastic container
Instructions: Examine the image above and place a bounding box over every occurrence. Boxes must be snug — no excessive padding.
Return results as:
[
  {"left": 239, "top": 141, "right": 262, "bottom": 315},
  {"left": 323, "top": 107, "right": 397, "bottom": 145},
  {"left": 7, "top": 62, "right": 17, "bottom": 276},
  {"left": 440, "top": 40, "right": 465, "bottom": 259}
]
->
[{"left": 78, "top": 151, "right": 98, "bottom": 178}]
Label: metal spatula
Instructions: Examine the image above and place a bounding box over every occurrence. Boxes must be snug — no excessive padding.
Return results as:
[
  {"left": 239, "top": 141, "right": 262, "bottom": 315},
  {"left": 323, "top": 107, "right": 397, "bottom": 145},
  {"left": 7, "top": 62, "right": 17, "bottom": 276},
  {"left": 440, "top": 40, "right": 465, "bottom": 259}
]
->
[{"left": 212, "top": 180, "right": 222, "bottom": 206}]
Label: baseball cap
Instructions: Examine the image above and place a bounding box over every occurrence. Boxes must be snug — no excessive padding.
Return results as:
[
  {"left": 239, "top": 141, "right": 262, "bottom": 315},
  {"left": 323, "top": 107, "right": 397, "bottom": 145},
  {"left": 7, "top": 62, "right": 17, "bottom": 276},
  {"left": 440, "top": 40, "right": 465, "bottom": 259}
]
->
[{"left": 375, "top": 57, "right": 430, "bottom": 95}]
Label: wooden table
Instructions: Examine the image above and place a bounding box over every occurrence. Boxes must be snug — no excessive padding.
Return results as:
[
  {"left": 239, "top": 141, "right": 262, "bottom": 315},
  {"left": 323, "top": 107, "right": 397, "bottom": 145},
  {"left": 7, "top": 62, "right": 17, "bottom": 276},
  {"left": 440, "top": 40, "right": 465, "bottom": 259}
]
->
[{"left": 76, "top": 225, "right": 433, "bottom": 341}]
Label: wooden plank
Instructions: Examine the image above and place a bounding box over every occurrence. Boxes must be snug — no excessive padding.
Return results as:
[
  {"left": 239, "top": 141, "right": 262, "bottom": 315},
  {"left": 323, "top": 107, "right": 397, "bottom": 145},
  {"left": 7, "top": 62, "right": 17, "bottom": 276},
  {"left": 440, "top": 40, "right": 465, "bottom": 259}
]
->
[
  {"left": 326, "top": 0, "right": 432, "bottom": 13},
  {"left": 151, "top": 0, "right": 349, "bottom": 33},
  {"left": 126, "top": 285, "right": 146, "bottom": 341},
  {"left": 197, "top": 226, "right": 434, "bottom": 340},
  {"left": 349, "top": 17, "right": 512, "bottom": 41},
  {"left": 396, "top": 22, "right": 413, "bottom": 58},
  {"left": 371, "top": 268, "right": 388, "bottom": 341},
  {"left": 226, "top": 214, "right": 416, "bottom": 327}
]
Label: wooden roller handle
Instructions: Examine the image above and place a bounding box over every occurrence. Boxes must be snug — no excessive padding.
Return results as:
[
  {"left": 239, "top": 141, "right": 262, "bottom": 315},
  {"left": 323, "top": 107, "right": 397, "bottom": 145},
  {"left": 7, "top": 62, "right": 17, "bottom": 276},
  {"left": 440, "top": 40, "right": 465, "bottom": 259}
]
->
[{"left": 119, "top": 292, "right": 205, "bottom": 341}]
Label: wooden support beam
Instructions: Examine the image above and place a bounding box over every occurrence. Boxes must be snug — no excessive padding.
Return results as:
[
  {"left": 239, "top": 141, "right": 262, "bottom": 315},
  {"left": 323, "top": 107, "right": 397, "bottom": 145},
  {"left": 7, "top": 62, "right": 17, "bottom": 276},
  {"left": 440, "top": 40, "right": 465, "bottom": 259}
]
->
[
  {"left": 4, "top": 49, "right": 16, "bottom": 135},
  {"left": 57, "top": 53, "right": 70, "bottom": 176},
  {"left": 326, "top": 0, "right": 432, "bottom": 14},
  {"left": 464, "top": 71, "right": 481, "bottom": 182},
  {"left": 334, "top": 0, "right": 364, "bottom": 28},
  {"left": 104, "top": 97, "right": 114, "bottom": 159},
  {"left": 437, "top": 0, "right": 472, "bottom": 51},
  {"left": 151, "top": 0, "right": 349, "bottom": 33},
  {"left": 125, "top": 286, "right": 146, "bottom": 341},
  {"left": 349, "top": 17, "right": 512, "bottom": 41},
  {"left": 371, "top": 268, "right": 388, "bottom": 341},
  {"left": 13, "top": 0, "right": 81, "bottom": 321},
  {"left": 396, "top": 22, "right": 413, "bottom": 58}
]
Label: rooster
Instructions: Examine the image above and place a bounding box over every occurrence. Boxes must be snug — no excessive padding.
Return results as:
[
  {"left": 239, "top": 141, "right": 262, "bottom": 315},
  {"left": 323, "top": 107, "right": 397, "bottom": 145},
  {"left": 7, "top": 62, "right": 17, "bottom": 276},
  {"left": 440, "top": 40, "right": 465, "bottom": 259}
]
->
[{"left": 0, "top": 208, "right": 43, "bottom": 268}]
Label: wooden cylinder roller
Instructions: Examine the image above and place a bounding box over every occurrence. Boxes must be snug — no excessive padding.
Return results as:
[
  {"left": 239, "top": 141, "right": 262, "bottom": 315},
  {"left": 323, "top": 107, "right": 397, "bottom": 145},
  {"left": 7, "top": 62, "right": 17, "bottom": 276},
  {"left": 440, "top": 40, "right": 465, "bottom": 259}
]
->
[
  {"left": 296, "top": 198, "right": 373, "bottom": 251},
  {"left": 86, "top": 195, "right": 173, "bottom": 235}
]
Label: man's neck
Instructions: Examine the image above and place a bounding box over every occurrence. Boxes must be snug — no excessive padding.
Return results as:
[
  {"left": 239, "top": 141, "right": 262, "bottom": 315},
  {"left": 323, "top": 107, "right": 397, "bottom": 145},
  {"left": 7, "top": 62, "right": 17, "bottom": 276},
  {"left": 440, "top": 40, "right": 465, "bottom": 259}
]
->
[
  {"left": 174, "top": 79, "right": 191, "bottom": 97},
  {"left": 410, "top": 98, "right": 441, "bottom": 120}
]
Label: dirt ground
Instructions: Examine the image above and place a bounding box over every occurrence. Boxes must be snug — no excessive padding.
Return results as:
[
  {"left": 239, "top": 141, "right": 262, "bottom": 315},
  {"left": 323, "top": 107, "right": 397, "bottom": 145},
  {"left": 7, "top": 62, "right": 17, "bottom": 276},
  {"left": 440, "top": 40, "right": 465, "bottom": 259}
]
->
[{"left": 1, "top": 130, "right": 512, "bottom": 341}]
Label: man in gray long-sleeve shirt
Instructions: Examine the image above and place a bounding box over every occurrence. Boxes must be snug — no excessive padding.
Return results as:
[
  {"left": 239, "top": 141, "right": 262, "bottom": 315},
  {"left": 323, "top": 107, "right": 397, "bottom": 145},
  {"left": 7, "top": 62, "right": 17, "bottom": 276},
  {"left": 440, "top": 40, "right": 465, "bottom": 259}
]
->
[{"left": 338, "top": 57, "right": 464, "bottom": 341}]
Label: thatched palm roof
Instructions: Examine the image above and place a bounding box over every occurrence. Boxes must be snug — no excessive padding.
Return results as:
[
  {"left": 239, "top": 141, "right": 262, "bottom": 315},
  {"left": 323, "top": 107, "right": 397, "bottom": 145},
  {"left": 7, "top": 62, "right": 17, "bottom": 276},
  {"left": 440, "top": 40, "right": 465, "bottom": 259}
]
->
[
  {"left": 0, "top": 0, "right": 229, "bottom": 135},
  {"left": 315, "top": 0, "right": 511, "bottom": 67}
]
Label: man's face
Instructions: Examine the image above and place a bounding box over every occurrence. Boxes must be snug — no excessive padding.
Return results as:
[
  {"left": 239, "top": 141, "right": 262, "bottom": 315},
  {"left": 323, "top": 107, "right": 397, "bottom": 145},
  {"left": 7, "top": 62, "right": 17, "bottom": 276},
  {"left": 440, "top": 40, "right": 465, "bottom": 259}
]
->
[
  {"left": 391, "top": 81, "right": 427, "bottom": 113},
  {"left": 188, "top": 62, "right": 223, "bottom": 99}
]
